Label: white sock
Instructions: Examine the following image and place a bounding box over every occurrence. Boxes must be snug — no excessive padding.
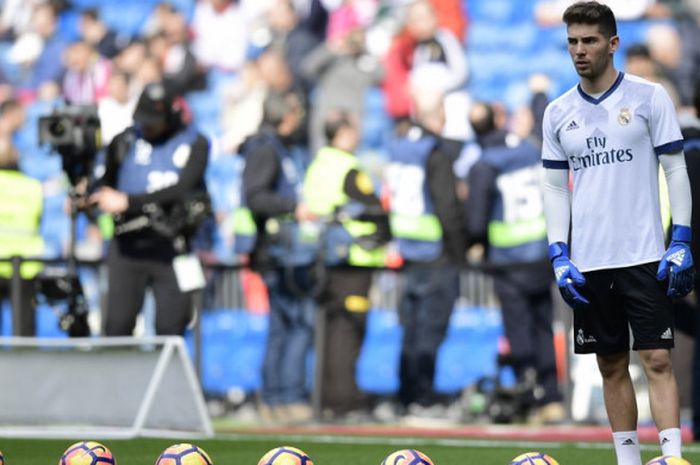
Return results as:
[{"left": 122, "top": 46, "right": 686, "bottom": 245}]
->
[
  {"left": 612, "top": 431, "right": 642, "bottom": 465},
  {"left": 659, "top": 427, "right": 682, "bottom": 458}
]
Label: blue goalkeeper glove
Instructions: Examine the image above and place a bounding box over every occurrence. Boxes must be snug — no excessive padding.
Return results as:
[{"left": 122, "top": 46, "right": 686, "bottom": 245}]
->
[
  {"left": 657, "top": 224, "right": 695, "bottom": 298},
  {"left": 549, "top": 242, "right": 589, "bottom": 309}
]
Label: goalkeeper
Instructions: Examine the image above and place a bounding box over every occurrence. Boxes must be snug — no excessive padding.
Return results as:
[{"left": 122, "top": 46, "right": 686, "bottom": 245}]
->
[{"left": 542, "top": 2, "right": 694, "bottom": 464}]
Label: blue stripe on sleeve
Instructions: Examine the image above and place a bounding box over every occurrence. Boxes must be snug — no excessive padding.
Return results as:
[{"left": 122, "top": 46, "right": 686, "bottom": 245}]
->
[
  {"left": 654, "top": 139, "right": 684, "bottom": 156},
  {"left": 543, "top": 159, "right": 569, "bottom": 169}
]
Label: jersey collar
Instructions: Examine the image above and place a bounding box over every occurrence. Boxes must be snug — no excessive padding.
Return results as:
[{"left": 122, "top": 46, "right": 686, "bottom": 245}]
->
[{"left": 577, "top": 71, "right": 624, "bottom": 105}]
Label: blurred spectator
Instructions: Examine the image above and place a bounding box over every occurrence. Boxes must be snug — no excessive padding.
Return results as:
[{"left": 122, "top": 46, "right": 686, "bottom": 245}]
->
[
  {"left": 220, "top": 49, "right": 299, "bottom": 153},
  {"left": 141, "top": 1, "right": 178, "bottom": 38},
  {"left": 382, "top": 0, "right": 470, "bottom": 139},
  {"left": 191, "top": 0, "right": 251, "bottom": 72},
  {"left": 625, "top": 43, "right": 659, "bottom": 82},
  {"left": 98, "top": 72, "right": 136, "bottom": 144},
  {"left": 220, "top": 61, "right": 267, "bottom": 153},
  {"left": 669, "top": 1, "right": 700, "bottom": 109},
  {"left": 300, "top": 25, "right": 383, "bottom": 153},
  {"left": 78, "top": 9, "right": 129, "bottom": 60},
  {"left": 12, "top": 3, "right": 68, "bottom": 95},
  {"left": 62, "top": 41, "right": 111, "bottom": 105},
  {"left": 292, "top": 0, "right": 330, "bottom": 40},
  {"left": 113, "top": 40, "right": 148, "bottom": 78},
  {"left": 465, "top": 101, "right": 564, "bottom": 425},
  {"left": 0, "top": 97, "right": 25, "bottom": 140},
  {"left": 386, "top": 89, "right": 466, "bottom": 419},
  {"left": 147, "top": 25, "right": 203, "bottom": 96},
  {"left": 325, "top": 0, "right": 379, "bottom": 41},
  {"left": 624, "top": 42, "right": 681, "bottom": 105},
  {"left": 430, "top": 0, "right": 468, "bottom": 42},
  {"left": 264, "top": 0, "right": 324, "bottom": 93},
  {"left": 0, "top": 0, "right": 42, "bottom": 40},
  {"left": 646, "top": 23, "right": 695, "bottom": 109},
  {"left": 132, "top": 56, "right": 165, "bottom": 95}
]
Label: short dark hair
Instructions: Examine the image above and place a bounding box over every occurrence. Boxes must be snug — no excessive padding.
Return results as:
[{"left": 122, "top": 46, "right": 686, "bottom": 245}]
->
[
  {"left": 563, "top": 1, "right": 617, "bottom": 38},
  {"left": 625, "top": 43, "right": 651, "bottom": 60},
  {"left": 262, "top": 89, "right": 302, "bottom": 128},
  {"left": 80, "top": 8, "right": 99, "bottom": 21},
  {"left": 323, "top": 110, "right": 353, "bottom": 143},
  {"left": 0, "top": 98, "right": 21, "bottom": 117},
  {"left": 469, "top": 102, "right": 496, "bottom": 138}
]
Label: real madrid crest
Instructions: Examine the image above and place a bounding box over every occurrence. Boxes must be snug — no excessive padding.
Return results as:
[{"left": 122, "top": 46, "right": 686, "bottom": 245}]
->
[{"left": 617, "top": 107, "right": 632, "bottom": 125}]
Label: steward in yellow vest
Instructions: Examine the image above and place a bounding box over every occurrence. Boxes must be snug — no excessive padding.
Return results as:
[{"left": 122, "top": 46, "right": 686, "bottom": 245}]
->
[
  {"left": 302, "top": 110, "right": 390, "bottom": 418},
  {"left": 303, "top": 144, "right": 388, "bottom": 268},
  {"left": 0, "top": 145, "right": 44, "bottom": 335}
]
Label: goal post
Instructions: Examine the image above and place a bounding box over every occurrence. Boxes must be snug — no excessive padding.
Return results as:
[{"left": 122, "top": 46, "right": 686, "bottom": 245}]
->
[{"left": 0, "top": 336, "right": 213, "bottom": 439}]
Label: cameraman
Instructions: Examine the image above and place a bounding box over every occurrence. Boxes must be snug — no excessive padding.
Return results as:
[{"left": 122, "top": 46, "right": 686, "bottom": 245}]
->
[{"left": 90, "top": 82, "right": 209, "bottom": 336}]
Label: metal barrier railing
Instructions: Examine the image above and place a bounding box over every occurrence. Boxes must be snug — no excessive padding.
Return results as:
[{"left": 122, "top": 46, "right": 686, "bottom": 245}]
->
[{"left": 0, "top": 254, "right": 570, "bottom": 423}]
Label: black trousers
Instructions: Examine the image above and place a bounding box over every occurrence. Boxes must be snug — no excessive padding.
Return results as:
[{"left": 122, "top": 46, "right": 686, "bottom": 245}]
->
[
  {"left": 0, "top": 277, "right": 36, "bottom": 336},
  {"left": 398, "top": 265, "right": 459, "bottom": 407},
  {"left": 318, "top": 267, "right": 372, "bottom": 415},
  {"left": 493, "top": 268, "right": 562, "bottom": 406},
  {"left": 104, "top": 244, "right": 192, "bottom": 336}
]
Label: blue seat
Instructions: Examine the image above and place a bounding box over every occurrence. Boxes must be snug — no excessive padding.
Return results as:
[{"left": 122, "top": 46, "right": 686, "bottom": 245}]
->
[
  {"left": 0, "top": 303, "right": 67, "bottom": 337},
  {"left": 434, "top": 306, "right": 503, "bottom": 394},
  {"left": 468, "top": 0, "right": 535, "bottom": 24},
  {"left": 356, "top": 309, "right": 402, "bottom": 394},
  {"left": 185, "top": 309, "right": 268, "bottom": 395},
  {"left": 100, "top": 1, "right": 156, "bottom": 37},
  {"left": 56, "top": 10, "right": 81, "bottom": 43}
]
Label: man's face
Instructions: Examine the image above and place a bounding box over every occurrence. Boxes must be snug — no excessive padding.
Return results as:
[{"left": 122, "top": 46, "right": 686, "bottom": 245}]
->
[
  {"left": 567, "top": 23, "right": 618, "bottom": 80},
  {"left": 406, "top": 1, "right": 437, "bottom": 42},
  {"left": 140, "top": 120, "right": 169, "bottom": 142}
]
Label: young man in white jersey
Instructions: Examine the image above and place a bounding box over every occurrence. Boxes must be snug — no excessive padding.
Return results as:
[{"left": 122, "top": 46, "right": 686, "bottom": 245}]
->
[{"left": 541, "top": 2, "right": 695, "bottom": 464}]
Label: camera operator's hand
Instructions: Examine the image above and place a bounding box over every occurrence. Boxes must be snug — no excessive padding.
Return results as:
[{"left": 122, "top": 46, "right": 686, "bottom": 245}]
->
[{"left": 89, "top": 187, "right": 129, "bottom": 214}]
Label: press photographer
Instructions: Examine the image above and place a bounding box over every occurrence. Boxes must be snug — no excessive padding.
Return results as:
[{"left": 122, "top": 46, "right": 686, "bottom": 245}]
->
[{"left": 89, "top": 82, "right": 210, "bottom": 336}]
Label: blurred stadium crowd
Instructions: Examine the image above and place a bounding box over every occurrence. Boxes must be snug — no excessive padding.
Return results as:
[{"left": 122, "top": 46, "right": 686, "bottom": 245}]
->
[{"left": 1, "top": 0, "right": 700, "bottom": 425}]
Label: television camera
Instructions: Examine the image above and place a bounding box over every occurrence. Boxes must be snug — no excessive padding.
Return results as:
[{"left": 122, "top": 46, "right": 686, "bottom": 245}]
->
[{"left": 37, "top": 104, "right": 102, "bottom": 337}]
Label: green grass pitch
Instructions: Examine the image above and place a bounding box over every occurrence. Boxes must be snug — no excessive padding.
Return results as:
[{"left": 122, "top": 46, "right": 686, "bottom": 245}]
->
[{"left": 2, "top": 435, "right": 700, "bottom": 465}]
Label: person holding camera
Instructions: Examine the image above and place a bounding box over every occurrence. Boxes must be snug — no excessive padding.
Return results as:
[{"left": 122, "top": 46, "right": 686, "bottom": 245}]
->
[
  {"left": 236, "top": 88, "right": 316, "bottom": 423},
  {"left": 89, "top": 81, "right": 209, "bottom": 336}
]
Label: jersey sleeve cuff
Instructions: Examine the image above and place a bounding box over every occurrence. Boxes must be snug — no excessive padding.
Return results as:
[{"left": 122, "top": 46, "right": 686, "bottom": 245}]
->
[
  {"left": 543, "top": 159, "right": 569, "bottom": 169},
  {"left": 654, "top": 139, "right": 684, "bottom": 156}
]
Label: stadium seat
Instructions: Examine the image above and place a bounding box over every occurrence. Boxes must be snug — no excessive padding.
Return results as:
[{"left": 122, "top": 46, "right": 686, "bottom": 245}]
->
[
  {"left": 434, "top": 306, "right": 503, "bottom": 394},
  {"left": 185, "top": 308, "right": 267, "bottom": 395},
  {"left": 356, "top": 308, "right": 402, "bottom": 394},
  {"left": 69, "top": 0, "right": 105, "bottom": 10},
  {"left": 360, "top": 87, "right": 392, "bottom": 150},
  {"left": 468, "top": 0, "right": 536, "bottom": 24},
  {"left": 99, "top": 1, "right": 156, "bottom": 37},
  {"left": 56, "top": 10, "right": 82, "bottom": 43}
]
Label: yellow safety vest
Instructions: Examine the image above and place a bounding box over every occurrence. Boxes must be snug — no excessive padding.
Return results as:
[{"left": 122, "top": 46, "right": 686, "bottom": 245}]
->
[
  {"left": 0, "top": 170, "right": 44, "bottom": 279},
  {"left": 303, "top": 147, "right": 385, "bottom": 267}
]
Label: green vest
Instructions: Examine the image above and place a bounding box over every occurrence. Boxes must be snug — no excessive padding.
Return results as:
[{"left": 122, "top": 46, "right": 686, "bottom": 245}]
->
[
  {"left": 303, "top": 147, "right": 385, "bottom": 267},
  {"left": 0, "top": 170, "right": 44, "bottom": 279}
]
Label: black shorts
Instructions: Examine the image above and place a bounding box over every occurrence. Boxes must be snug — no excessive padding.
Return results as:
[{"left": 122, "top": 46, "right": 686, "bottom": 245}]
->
[{"left": 572, "top": 262, "right": 675, "bottom": 354}]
